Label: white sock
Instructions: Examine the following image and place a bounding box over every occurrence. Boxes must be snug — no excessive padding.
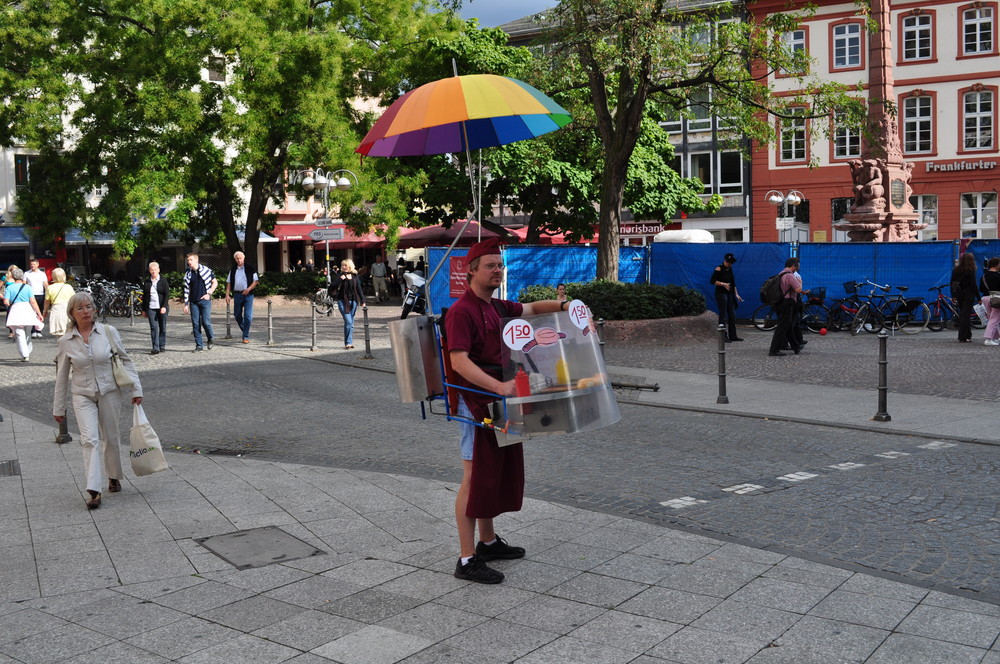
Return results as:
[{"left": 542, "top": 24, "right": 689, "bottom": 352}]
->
[
  {"left": 482, "top": 538, "right": 497, "bottom": 546},
  {"left": 461, "top": 556, "right": 473, "bottom": 566}
]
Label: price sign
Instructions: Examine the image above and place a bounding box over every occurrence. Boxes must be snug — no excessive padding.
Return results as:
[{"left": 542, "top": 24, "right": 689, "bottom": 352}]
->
[
  {"left": 566, "top": 299, "right": 590, "bottom": 330},
  {"left": 502, "top": 319, "right": 535, "bottom": 351}
]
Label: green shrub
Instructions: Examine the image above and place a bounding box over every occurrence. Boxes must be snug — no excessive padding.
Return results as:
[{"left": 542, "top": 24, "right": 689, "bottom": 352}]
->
[{"left": 518, "top": 280, "right": 705, "bottom": 320}]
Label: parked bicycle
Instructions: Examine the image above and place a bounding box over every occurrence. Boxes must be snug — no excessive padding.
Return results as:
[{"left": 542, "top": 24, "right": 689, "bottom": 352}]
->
[
  {"left": 927, "top": 284, "right": 986, "bottom": 331},
  {"left": 850, "top": 279, "right": 930, "bottom": 335},
  {"left": 828, "top": 281, "right": 865, "bottom": 332}
]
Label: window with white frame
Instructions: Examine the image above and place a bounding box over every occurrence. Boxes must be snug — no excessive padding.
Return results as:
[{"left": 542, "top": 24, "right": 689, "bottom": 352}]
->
[
  {"left": 963, "top": 89, "right": 994, "bottom": 150},
  {"left": 902, "top": 14, "right": 933, "bottom": 60},
  {"left": 780, "top": 30, "right": 807, "bottom": 74},
  {"left": 661, "top": 106, "right": 682, "bottom": 133},
  {"left": 963, "top": 6, "right": 994, "bottom": 55},
  {"left": 832, "top": 23, "right": 862, "bottom": 68},
  {"left": 718, "top": 152, "right": 743, "bottom": 194},
  {"left": 689, "top": 152, "right": 713, "bottom": 192},
  {"left": 14, "top": 154, "right": 39, "bottom": 192},
  {"left": 780, "top": 109, "right": 807, "bottom": 162},
  {"left": 833, "top": 112, "right": 861, "bottom": 159},
  {"left": 960, "top": 192, "right": 998, "bottom": 238},
  {"left": 903, "top": 96, "right": 933, "bottom": 154},
  {"left": 909, "top": 194, "right": 938, "bottom": 240}
]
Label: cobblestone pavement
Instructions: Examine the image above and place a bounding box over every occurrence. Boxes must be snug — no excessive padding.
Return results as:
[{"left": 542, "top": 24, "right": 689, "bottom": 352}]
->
[{"left": 4, "top": 302, "right": 1000, "bottom": 607}]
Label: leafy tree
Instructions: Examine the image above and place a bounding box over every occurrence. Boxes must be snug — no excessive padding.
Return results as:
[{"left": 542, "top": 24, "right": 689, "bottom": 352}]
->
[
  {"left": 0, "top": 0, "right": 461, "bottom": 260},
  {"left": 549, "top": 0, "right": 865, "bottom": 279}
]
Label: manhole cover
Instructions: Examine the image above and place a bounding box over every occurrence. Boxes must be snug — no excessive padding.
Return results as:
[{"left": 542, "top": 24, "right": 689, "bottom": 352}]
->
[
  {"left": 195, "top": 526, "right": 325, "bottom": 570},
  {"left": 0, "top": 460, "right": 21, "bottom": 477}
]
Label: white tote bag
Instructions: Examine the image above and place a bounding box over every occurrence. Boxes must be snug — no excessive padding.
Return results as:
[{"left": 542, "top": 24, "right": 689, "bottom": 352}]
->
[{"left": 130, "top": 405, "right": 169, "bottom": 476}]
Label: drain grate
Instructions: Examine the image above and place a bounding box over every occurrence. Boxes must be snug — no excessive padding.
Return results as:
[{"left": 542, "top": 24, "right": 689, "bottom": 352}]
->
[
  {"left": 195, "top": 526, "right": 325, "bottom": 570},
  {"left": 0, "top": 460, "right": 21, "bottom": 477}
]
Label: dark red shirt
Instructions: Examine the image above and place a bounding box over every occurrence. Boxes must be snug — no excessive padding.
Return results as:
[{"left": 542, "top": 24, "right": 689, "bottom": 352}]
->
[{"left": 445, "top": 291, "right": 523, "bottom": 396}]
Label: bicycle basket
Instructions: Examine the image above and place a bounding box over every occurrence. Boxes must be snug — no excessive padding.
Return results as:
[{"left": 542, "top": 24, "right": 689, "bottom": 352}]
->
[
  {"left": 842, "top": 281, "right": 857, "bottom": 295},
  {"left": 808, "top": 286, "right": 827, "bottom": 304}
]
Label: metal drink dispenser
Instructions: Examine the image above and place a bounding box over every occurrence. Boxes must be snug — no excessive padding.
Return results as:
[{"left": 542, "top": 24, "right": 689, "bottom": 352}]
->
[{"left": 388, "top": 315, "right": 444, "bottom": 403}]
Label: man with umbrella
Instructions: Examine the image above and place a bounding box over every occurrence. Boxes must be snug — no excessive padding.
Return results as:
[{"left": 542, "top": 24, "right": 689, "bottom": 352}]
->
[{"left": 444, "top": 238, "right": 567, "bottom": 584}]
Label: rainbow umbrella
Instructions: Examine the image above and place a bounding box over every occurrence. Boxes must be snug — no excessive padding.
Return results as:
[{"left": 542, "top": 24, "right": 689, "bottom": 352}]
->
[{"left": 356, "top": 74, "right": 571, "bottom": 157}]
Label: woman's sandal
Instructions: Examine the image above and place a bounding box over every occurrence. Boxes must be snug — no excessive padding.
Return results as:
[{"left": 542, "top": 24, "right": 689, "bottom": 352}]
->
[
  {"left": 86, "top": 490, "right": 101, "bottom": 509},
  {"left": 108, "top": 479, "right": 121, "bottom": 493}
]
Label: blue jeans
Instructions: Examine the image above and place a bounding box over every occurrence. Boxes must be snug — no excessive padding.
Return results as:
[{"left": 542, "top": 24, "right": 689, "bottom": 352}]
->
[
  {"left": 189, "top": 298, "right": 214, "bottom": 348},
  {"left": 147, "top": 309, "right": 167, "bottom": 350},
  {"left": 233, "top": 293, "right": 254, "bottom": 340},
  {"left": 338, "top": 300, "right": 358, "bottom": 346}
]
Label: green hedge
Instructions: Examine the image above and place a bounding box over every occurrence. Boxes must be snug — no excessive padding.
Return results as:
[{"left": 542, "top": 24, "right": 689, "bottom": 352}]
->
[
  {"left": 518, "top": 280, "right": 706, "bottom": 320},
  {"left": 163, "top": 271, "right": 326, "bottom": 300}
]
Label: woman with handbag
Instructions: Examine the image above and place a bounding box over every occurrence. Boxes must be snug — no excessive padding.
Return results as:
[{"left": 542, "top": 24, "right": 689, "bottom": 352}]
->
[
  {"left": 327, "top": 258, "right": 366, "bottom": 349},
  {"left": 3, "top": 267, "right": 44, "bottom": 361},
  {"left": 43, "top": 267, "right": 75, "bottom": 336},
  {"left": 980, "top": 257, "right": 1000, "bottom": 346},
  {"left": 53, "top": 292, "right": 142, "bottom": 509}
]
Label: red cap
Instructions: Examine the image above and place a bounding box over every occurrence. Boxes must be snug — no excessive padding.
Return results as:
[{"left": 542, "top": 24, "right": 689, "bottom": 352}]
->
[{"left": 465, "top": 237, "right": 502, "bottom": 263}]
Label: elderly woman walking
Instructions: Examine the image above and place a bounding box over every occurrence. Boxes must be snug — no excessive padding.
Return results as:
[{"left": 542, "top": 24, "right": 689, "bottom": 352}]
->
[
  {"left": 3, "top": 267, "right": 44, "bottom": 361},
  {"left": 53, "top": 292, "right": 142, "bottom": 509},
  {"left": 43, "top": 267, "right": 75, "bottom": 336}
]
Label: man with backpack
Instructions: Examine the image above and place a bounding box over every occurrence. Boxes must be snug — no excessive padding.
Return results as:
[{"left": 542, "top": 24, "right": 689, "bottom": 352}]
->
[
  {"left": 768, "top": 258, "right": 804, "bottom": 356},
  {"left": 710, "top": 252, "right": 743, "bottom": 342}
]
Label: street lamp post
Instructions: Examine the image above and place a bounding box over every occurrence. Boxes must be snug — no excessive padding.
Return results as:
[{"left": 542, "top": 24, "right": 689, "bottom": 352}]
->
[
  {"left": 765, "top": 190, "right": 805, "bottom": 241},
  {"left": 289, "top": 167, "right": 360, "bottom": 286}
]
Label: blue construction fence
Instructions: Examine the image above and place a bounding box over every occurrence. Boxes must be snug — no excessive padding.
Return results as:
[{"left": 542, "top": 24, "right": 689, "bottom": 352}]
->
[{"left": 421, "top": 240, "right": 1000, "bottom": 317}]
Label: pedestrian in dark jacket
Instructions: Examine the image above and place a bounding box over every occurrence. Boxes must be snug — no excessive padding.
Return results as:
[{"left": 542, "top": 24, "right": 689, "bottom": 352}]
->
[{"left": 952, "top": 252, "right": 979, "bottom": 342}]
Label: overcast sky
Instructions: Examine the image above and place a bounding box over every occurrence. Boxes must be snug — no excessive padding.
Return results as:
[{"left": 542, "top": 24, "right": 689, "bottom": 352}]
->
[{"left": 458, "top": 0, "right": 553, "bottom": 27}]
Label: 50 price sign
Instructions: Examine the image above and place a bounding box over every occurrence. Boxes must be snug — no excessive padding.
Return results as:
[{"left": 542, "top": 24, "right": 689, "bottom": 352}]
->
[
  {"left": 566, "top": 299, "right": 590, "bottom": 330},
  {"left": 502, "top": 319, "right": 535, "bottom": 351}
]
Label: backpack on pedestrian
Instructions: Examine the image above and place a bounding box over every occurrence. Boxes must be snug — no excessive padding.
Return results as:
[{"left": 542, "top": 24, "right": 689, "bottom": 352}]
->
[{"left": 760, "top": 273, "right": 785, "bottom": 306}]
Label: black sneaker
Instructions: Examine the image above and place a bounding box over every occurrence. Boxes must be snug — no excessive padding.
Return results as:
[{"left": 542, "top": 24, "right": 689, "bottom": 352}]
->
[
  {"left": 475, "top": 535, "right": 525, "bottom": 561},
  {"left": 454, "top": 556, "right": 504, "bottom": 584}
]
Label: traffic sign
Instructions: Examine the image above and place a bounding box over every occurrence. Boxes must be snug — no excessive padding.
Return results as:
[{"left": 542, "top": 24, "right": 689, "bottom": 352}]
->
[
  {"left": 309, "top": 228, "right": 344, "bottom": 241},
  {"left": 314, "top": 217, "right": 334, "bottom": 227}
]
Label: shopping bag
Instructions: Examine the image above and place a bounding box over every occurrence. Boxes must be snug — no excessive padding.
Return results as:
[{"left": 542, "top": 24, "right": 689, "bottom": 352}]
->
[
  {"left": 130, "top": 405, "right": 169, "bottom": 476},
  {"left": 973, "top": 302, "right": 988, "bottom": 323}
]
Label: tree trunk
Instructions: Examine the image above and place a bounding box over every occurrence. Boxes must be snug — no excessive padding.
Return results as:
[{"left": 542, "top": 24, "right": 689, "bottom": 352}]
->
[{"left": 597, "top": 166, "right": 624, "bottom": 281}]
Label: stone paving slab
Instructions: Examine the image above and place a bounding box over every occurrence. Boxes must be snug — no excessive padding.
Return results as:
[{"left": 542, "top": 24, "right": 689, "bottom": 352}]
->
[{"left": 3, "top": 405, "right": 1000, "bottom": 663}]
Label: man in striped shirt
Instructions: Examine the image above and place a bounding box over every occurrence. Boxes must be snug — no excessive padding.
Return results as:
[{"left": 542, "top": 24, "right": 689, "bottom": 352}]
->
[{"left": 182, "top": 253, "right": 218, "bottom": 352}]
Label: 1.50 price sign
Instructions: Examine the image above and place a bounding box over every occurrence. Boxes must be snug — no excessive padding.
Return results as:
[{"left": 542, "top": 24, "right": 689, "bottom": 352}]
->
[{"left": 502, "top": 319, "right": 535, "bottom": 351}]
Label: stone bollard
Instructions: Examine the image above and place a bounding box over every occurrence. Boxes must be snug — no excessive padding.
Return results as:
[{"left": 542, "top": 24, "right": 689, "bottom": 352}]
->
[
  {"left": 266, "top": 299, "right": 275, "bottom": 346},
  {"left": 873, "top": 329, "right": 891, "bottom": 421},
  {"left": 310, "top": 304, "right": 318, "bottom": 352},
  {"left": 224, "top": 298, "right": 233, "bottom": 339},
  {"left": 361, "top": 305, "right": 374, "bottom": 359},
  {"left": 55, "top": 413, "right": 72, "bottom": 444},
  {"left": 716, "top": 324, "right": 729, "bottom": 404}
]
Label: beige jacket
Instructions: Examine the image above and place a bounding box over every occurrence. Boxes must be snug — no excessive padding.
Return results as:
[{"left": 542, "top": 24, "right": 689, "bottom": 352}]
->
[{"left": 53, "top": 323, "right": 142, "bottom": 416}]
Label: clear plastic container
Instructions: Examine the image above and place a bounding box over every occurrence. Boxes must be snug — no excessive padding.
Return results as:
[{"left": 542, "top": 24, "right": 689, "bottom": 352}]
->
[{"left": 497, "top": 303, "right": 620, "bottom": 441}]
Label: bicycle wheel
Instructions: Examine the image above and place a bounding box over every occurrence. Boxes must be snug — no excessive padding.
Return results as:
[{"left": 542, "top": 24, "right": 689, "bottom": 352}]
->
[
  {"left": 927, "top": 300, "right": 947, "bottom": 331},
  {"left": 850, "top": 303, "right": 870, "bottom": 336},
  {"left": 864, "top": 305, "right": 885, "bottom": 333},
  {"left": 801, "top": 304, "right": 830, "bottom": 333},
  {"left": 752, "top": 304, "right": 777, "bottom": 331},
  {"left": 895, "top": 301, "right": 930, "bottom": 334}
]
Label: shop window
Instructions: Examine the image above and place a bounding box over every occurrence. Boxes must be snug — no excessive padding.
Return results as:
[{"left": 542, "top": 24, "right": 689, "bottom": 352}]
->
[
  {"left": 960, "top": 192, "right": 998, "bottom": 238},
  {"left": 910, "top": 194, "right": 938, "bottom": 240}
]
